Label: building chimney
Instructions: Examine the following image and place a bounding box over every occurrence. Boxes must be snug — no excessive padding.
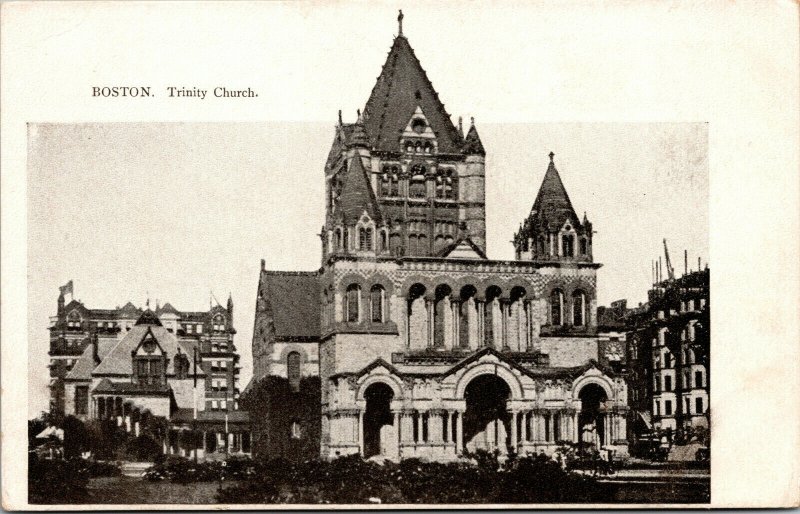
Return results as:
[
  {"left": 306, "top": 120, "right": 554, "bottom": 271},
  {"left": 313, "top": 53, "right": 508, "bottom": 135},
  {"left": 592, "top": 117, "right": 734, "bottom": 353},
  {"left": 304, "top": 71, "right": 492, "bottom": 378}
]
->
[{"left": 92, "top": 329, "right": 100, "bottom": 365}]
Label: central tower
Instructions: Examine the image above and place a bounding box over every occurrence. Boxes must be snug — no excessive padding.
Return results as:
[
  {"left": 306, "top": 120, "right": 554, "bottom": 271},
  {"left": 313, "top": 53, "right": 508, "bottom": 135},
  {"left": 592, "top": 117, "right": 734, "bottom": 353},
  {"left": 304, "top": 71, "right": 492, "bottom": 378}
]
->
[{"left": 322, "top": 13, "right": 486, "bottom": 261}]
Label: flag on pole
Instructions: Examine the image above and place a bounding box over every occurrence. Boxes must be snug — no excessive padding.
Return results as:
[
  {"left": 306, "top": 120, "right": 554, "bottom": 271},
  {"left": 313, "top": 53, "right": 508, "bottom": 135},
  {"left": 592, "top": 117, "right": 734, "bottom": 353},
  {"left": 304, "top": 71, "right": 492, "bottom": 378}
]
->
[{"left": 59, "top": 280, "right": 73, "bottom": 297}]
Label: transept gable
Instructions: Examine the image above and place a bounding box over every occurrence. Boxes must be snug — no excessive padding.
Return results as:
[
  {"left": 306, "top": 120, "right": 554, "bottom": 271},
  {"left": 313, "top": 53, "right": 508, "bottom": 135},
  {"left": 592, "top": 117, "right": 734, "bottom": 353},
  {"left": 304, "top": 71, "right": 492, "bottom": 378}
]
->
[{"left": 437, "top": 237, "right": 488, "bottom": 260}]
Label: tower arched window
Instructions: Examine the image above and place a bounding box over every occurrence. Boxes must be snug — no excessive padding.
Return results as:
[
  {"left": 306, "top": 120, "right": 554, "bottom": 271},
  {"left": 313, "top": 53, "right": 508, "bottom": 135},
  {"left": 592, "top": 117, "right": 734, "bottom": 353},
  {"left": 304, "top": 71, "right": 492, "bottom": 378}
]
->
[
  {"left": 370, "top": 285, "right": 385, "bottom": 323},
  {"left": 562, "top": 234, "right": 574, "bottom": 257},
  {"left": 345, "top": 284, "right": 361, "bottom": 322},
  {"left": 213, "top": 314, "right": 225, "bottom": 332},
  {"left": 580, "top": 237, "right": 588, "bottom": 255},
  {"left": 572, "top": 290, "right": 586, "bottom": 326},
  {"left": 287, "top": 351, "right": 301, "bottom": 393},
  {"left": 550, "top": 289, "right": 564, "bottom": 326},
  {"left": 359, "top": 227, "right": 373, "bottom": 251},
  {"left": 379, "top": 230, "right": 388, "bottom": 252},
  {"left": 334, "top": 228, "right": 342, "bottom": 250},
  {"left": 67, "top": 310, "right": 81, "bottom": 329}
]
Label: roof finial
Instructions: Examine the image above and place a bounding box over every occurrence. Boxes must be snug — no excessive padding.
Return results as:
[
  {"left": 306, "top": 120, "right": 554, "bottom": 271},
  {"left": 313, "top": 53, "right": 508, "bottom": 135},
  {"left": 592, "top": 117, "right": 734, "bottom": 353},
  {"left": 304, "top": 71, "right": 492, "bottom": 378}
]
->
[
  {"left": 356, "top": 108, "right": 362, "bottom": 121},
  {"left": 398, "top": 9, "right": 404, "bottom": 36},
  {"left": 549, "top": 151, "right": 555, "bottom": 163},
  {"left": 470, "top": 116, "right": 475, "bottom": 127},
  {"left": 338, "top": 109, "right": 342, "bottom": 125}
]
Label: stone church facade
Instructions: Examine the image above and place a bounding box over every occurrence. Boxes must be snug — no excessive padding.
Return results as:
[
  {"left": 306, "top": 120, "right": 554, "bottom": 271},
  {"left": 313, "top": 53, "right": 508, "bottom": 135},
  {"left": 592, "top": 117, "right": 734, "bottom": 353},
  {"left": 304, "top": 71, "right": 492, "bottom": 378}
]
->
[{"left": 244, "top": 17, "right": 629, "bottom": 462}]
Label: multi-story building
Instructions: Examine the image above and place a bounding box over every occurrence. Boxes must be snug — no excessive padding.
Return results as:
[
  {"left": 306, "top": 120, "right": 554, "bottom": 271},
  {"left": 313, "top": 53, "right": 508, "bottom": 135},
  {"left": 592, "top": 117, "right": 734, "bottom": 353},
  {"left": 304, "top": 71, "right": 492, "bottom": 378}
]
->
[
  {"left": 626, "top": 268, "right": 709, "bottom": 439},
  {"left": 49, "top": 285, "right": 250, "bottom": 458},
  {"left": 243, "top": 15, "right": 630, "bottom": 462}
]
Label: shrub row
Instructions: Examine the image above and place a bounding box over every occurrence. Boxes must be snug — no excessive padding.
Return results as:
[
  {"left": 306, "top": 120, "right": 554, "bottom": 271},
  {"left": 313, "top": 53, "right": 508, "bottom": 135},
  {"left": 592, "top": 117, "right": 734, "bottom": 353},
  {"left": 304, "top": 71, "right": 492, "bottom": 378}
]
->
[
  {"left": 215, "top": 451, "right": 611, "bottom": 504},
  {"left": 144, "top": 455, "right": 255, "bottom": 484}
]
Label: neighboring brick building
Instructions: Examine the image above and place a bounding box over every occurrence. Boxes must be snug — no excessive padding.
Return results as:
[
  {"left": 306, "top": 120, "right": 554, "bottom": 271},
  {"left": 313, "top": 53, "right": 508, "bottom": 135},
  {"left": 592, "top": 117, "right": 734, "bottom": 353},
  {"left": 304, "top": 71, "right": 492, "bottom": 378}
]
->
[
  {"left": 626, "top": 269, "right": 710, "bottom": 439},
  {"left": 243, "top": 16, "right": 630, "bottom": 462},
  {"left": 49, "top": 287, "right": 251, "bottom": 458}
]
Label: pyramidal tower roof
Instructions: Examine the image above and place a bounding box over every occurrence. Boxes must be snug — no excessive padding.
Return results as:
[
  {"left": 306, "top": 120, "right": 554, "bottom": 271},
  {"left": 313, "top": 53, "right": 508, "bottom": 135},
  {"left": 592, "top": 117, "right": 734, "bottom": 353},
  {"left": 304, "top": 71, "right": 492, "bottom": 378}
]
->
[
  {"left": 530, "top": 153, "right": 580, "bottom": 229},
  {"left": 362, "top": 18, "right": 464, "bottom": 154},
  {"left": 338, "top": 152, "right": 382, "bottom": 224}
]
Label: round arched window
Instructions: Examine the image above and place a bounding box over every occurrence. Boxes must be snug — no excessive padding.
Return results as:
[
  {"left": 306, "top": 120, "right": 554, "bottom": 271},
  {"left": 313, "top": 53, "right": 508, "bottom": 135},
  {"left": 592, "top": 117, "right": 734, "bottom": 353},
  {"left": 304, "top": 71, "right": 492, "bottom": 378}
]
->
[{"left": 411, "top": 118, "right": 426, "bottom": 134}]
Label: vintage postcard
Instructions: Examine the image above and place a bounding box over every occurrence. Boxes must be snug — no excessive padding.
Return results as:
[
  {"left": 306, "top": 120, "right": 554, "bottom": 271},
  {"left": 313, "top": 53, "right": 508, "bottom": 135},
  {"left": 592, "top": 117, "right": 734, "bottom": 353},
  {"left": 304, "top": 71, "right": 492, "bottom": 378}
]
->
[{"left": 2, "top": 1, "right": 798, "bottom": 510}]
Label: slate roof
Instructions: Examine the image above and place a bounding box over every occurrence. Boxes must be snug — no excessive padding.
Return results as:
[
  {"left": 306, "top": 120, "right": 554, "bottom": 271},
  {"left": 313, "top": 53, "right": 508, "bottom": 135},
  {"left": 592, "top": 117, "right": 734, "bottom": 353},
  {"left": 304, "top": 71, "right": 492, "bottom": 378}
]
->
[
  {"left": 528, "top": 155, "right": 581, "bottom": 231},
  {"left": 337, "top": 154, "right": 382, "bottom": 224},
  {"left": 92, "top": 322, "right": 202, "bottom": 376},
  {"left": 92, "top": 378, "right": 170, "bottom": 395},
  {"left": 362, "top": 35, "right": 464, "bottom": 154},
  {"left": 135, "top": 309, "right": 162, "bottom": 326},
  {"left": 64, "top": 338, "right": 117, "bottom": 380},
  {"left": 156, "top": 302, "right": 181, "bottom": 316},
  {"left": 463, "top": 123, "right": 486, "bottom": 156},
  {"left": 258, "top": 271, "right": 320, "bottom": 340}
]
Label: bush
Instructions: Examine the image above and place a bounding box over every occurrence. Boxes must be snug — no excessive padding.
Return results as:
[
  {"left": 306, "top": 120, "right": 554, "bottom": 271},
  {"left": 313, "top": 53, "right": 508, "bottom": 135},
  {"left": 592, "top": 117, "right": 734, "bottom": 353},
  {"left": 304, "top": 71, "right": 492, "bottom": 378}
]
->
[
  {"left": 216, "top": 453, "right": 611, "bottom": 504},
  {"left": 143, "top": 455, "right": 255, "bottom": 484},
  {"left": 28, "top": 454, "right": 90, "bottom": 504},
  {"left": 125, "top": 434, "right": 161, "bottom": 462}
]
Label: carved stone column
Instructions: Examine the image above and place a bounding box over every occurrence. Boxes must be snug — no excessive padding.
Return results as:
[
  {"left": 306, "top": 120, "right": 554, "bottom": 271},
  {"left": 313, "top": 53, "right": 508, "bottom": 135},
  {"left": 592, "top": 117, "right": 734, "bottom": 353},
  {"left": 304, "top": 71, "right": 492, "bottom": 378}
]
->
[
  {"left": 456, "top": 411, "right": 464, "bottom": 454},
  {"left": 358, "top": 411, "right": 365, "bottom": 455},
  {"left": 425, "top": 299, "right": 434, "bottom": 348},
  {"left": 510, "top": 411, "right": 518, "bottom": 451},
  {"left": 501, "top": 301, "right": 510, "bottom": 351},
  {"left": 476, "top": 299, "right": 485, "bottom": 347},
  {"left": 429, "top": 410, "right": 444, "bottom": 443}
]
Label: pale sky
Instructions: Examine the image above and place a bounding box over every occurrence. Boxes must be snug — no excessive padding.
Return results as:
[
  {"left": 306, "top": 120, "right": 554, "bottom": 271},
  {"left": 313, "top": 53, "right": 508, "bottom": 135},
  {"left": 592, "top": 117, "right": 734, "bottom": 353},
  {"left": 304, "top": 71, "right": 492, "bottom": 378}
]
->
[{"left": 27, "top": 121, "right": 707, "bottom": 417}]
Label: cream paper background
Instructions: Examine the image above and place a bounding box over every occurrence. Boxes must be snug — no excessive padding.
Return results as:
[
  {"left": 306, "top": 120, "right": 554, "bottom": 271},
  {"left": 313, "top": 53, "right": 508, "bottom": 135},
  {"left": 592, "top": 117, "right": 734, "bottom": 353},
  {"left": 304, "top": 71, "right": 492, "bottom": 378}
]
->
[{"left": 2, "top": 0, "right": 799, "bottom": 509}]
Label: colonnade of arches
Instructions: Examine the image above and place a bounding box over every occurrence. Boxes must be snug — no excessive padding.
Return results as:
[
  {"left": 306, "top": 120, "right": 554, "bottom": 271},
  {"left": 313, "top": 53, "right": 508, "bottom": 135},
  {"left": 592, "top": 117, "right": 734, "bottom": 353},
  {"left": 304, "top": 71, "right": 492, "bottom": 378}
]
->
[
  {"left": 341, "top": 373, "right": 624, "bottom": 461},
  {"left": 405, "top": 282, "right": 536, "bottom": 352},
  {"left": 329, "top": 277, "right": 594, "bottom": 346}
]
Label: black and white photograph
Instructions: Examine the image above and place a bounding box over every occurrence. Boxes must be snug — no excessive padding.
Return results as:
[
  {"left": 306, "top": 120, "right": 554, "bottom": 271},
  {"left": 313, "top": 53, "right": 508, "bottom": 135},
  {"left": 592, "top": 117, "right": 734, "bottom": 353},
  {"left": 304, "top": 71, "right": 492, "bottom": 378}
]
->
[{"left": 3, "top": 1, "right": 798, "bottom": 510}]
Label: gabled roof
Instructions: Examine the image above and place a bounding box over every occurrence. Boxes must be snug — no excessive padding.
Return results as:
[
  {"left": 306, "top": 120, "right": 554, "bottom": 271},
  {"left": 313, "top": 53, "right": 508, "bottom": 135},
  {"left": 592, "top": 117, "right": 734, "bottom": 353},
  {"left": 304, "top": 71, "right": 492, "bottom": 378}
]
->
[
  {"left": 257, "top": 270, "right": 320, "bottom": 339},
  {"left": 362, "top": 36, "right": 463, "bottom": 154},
  {"left": 529, "top": 154, "right": 580, "bottom": 230},
  {"left": 156, "top": 302, "right": 181, "bottom": 316},
  {"left": 437, "top": 237, "right": 488, "bottom": 260},
  {"left": 64, "top": 337, "right": 117, "bottom": 380},
  {"left": 135, "top": 309, "right": 162, "bottom": 326},
  {"left": 337, "top": 154, "right": 382, "bottom": 224},
  {"left": 354, "top": 358, "right": 404, "bottom": 379},
  {"left": 92, "top": 324, "right": 201, "bottom": 376},
  {"left": 442, "top": 347, "right": 534, "bottom": 379}
]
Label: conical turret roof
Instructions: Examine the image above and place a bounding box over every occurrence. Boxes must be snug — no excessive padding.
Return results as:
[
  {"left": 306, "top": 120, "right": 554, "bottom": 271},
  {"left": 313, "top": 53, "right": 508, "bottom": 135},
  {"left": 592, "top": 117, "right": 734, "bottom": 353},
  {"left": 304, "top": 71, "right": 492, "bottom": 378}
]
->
[
  {"left": 363, "top": 35, "right": 463, "bottom": 154},
  {"left": 463, "top": 120, "right": 485, "bottom": 156}
]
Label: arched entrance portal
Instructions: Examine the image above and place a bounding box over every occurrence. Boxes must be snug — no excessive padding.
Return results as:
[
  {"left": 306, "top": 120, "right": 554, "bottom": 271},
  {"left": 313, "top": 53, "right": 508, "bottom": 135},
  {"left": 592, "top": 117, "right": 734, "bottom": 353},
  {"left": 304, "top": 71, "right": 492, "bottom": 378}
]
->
[
  {"left": 578, "top": 384, "right": 608, "bottom": 453},
  {"left": 464, "top": 374, "right": 511, "bottom": 454},
  {"left": 363, "top": 383, "right": 395, "bottom": 458}
]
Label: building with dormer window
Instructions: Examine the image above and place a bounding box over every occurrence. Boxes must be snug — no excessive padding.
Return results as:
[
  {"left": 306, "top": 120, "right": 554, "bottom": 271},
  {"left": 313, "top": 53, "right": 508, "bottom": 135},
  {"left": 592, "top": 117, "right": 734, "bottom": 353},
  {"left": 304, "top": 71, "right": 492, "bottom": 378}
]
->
[
  {"left": 243, "top": 14, "right": 629, "bottom": 462},
  {"left": 49, "top": 287, "right": 250, "bottom": 459}
]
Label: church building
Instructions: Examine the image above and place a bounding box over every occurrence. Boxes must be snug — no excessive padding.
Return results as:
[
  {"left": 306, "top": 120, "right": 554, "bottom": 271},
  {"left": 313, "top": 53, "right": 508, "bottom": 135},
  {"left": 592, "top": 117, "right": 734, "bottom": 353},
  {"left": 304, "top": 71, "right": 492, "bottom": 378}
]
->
[{"left": 244, "top": 14, "right": 629, "bottom": 462}]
